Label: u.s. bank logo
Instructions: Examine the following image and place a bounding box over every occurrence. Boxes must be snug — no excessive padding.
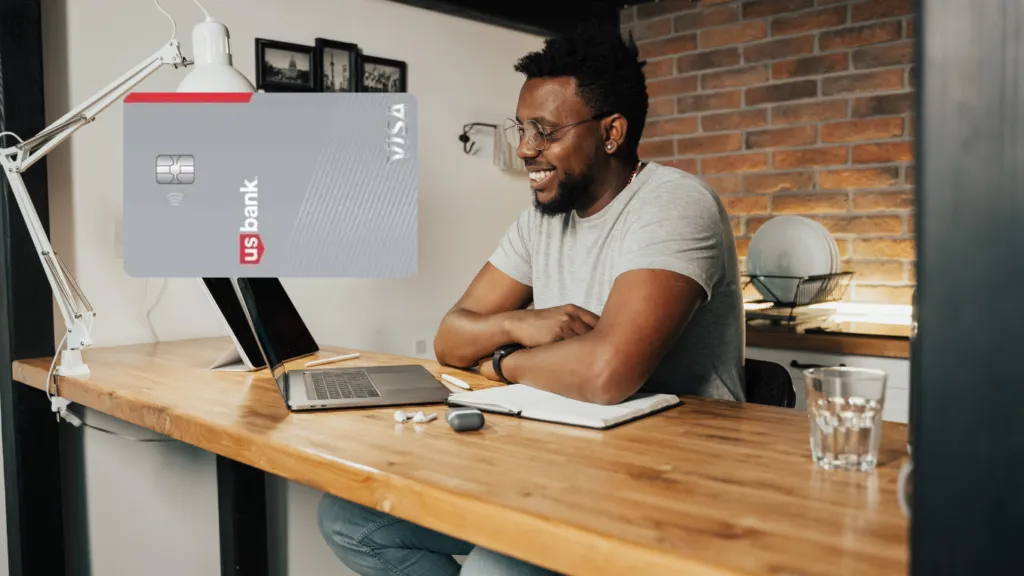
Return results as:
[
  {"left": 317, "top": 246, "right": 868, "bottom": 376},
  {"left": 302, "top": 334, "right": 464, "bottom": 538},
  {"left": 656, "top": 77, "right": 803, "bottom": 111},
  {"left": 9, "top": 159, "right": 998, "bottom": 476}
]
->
[{"left": 156, "top": 155, "right": 195, "bottom": 185}]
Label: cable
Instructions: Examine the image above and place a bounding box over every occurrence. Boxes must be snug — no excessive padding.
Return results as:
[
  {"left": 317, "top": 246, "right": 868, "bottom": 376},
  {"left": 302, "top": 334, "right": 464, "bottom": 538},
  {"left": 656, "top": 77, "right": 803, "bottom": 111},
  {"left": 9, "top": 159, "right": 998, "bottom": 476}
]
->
[
  {"left": 79, "top": 421, "right": 172, "bottom": 443},
  {"left": 0, "top": 131, "right": 24, "bottom": 145},
  {"left": 153, "top": 0, "right": 176, "bottom": 40},
  {"left": 145, "top": 278, "right": 167, "bottom": 341},
  {"left": 139, "top": 279, "right": 149, "bottom": 334},
  {"left": 139, "top": 279, "right": 158, "bottom": 341},
  {"left": 193, "top": 0, "right": 211, "bottom": 20},
  {"left": 46, "top": 331, "right": 69, "bottom": 406},
  {"left": 138, "top": 278, "right": 166, "bottom": 341}
]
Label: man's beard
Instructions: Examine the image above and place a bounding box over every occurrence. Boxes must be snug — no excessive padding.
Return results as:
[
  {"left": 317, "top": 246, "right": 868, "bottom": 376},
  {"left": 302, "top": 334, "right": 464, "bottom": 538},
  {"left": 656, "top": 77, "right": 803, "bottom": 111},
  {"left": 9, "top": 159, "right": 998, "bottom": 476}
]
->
[{"left": 533, "top": 168, "right": 596, "bottom": 217}]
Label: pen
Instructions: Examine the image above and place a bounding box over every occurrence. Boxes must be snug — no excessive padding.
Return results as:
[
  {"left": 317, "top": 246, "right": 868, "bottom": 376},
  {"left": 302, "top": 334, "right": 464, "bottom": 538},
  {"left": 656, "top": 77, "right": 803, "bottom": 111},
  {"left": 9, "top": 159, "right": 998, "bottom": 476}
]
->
[
  {"left": 440, "top": 373, "right": 471, "bottom": 390},
  {"left": 304, "top": 353, "right": 360, "bottom": 367}
]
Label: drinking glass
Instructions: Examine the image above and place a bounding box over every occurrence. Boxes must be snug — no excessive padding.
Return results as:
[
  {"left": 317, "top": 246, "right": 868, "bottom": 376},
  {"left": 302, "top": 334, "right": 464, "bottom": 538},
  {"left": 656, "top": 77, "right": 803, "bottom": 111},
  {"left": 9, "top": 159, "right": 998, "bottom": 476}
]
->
[{"left": 804, "top": 367, "right": 887, "bottom": 471}]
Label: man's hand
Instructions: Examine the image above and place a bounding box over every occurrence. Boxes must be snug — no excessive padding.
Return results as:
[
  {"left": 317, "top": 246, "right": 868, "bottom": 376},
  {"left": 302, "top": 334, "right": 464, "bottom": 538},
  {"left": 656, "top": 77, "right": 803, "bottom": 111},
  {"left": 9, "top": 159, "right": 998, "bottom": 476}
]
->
[{"left": 506, "top": 304, "right": 600, "bottom": 348}]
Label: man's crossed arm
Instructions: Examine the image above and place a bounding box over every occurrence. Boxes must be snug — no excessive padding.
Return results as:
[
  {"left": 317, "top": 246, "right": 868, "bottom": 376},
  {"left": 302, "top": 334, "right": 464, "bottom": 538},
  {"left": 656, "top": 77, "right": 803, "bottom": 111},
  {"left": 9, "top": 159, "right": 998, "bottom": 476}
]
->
[{"left": 433, "top": 262, "right": 705, "bottom": 405}]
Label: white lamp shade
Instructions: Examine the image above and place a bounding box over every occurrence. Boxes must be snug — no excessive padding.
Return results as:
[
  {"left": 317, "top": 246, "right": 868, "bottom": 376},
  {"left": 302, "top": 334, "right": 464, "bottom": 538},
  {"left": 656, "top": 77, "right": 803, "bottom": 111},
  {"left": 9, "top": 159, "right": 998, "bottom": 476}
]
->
[{"left": 177, "top": 18, "right": 255, "bottom": 93}]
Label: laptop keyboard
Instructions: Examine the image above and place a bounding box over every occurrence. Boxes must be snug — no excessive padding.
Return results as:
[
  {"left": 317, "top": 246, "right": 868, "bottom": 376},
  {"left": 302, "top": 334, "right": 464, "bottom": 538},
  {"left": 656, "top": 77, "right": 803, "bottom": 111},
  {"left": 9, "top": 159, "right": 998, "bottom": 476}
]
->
[{"left": 310, "top": 370, "right": 381, "bottom": 400}]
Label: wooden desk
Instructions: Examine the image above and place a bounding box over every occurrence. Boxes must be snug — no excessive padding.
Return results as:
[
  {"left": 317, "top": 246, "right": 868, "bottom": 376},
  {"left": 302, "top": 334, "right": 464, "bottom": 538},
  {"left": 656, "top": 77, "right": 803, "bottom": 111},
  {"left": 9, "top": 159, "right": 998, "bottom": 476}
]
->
[{"left": 13, "top": 337, "right": 909, "bottom": 575}]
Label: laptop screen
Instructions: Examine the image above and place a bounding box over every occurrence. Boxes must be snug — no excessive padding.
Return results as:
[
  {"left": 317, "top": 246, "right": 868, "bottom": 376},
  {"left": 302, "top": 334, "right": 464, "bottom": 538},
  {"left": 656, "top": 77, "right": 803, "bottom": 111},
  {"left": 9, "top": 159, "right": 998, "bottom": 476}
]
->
[{"left": 231, "top": 278, "right": 319, "bottom": 390}]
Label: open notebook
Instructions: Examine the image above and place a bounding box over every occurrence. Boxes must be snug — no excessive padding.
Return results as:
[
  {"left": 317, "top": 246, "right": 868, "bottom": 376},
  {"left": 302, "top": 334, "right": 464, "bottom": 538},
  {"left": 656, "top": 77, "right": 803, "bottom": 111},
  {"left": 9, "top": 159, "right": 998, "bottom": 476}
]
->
[{"left": 445, "top": 384, "right": 681, "bottom": 430}]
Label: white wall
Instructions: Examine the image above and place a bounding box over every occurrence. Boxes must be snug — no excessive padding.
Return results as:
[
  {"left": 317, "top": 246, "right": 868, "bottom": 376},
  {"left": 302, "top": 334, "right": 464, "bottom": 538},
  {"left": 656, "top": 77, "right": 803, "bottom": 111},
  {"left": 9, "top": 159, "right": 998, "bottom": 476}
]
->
[{"left": 40, "top": 0, "right": 542, "bottom": 573}]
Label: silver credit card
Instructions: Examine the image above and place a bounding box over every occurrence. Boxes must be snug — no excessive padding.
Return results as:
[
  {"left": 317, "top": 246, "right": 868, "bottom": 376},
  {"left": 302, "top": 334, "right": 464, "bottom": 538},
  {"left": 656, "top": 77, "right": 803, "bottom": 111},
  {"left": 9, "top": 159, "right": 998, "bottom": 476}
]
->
[{"left": 123, "top": 92, "right": 417, "bottom": 277}]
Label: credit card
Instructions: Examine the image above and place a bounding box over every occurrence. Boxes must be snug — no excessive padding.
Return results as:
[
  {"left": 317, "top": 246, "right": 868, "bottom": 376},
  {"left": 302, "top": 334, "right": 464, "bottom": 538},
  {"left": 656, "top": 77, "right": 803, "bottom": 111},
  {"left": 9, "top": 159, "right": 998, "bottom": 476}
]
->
[{"left": 122, "top": 92, "right": 417, "bottom": 277}]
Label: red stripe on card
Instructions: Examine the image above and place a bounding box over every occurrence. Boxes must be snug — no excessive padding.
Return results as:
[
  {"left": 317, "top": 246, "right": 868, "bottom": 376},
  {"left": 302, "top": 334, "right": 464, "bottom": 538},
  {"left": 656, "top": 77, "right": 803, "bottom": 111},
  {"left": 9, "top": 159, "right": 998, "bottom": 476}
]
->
[{"left": 124, "top": 92, "right": 254, "bottom": 103}]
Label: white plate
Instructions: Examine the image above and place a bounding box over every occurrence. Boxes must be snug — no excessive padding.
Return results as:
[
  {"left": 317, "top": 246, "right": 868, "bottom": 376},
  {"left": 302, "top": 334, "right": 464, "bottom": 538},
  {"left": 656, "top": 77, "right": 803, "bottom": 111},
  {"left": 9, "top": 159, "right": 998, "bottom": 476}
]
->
[
  {"left": 807, "top": 218, "right": 840, "bottom": 273},
  {"left": 748, "top": 216, "right": 836, "bottom": 303},
  {"left": 820, "top": 221, "right": 840, "bottom": 273},
  {"left": 805, "top": 219, "right": 841, "bottom": 297}
]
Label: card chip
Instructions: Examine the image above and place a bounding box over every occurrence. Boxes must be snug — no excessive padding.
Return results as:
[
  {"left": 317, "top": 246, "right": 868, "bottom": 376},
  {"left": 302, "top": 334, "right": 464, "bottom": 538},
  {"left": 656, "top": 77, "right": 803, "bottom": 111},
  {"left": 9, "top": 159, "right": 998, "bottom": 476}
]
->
[{"left": 156, "top": 154, "right": 195, "bottom": 184}]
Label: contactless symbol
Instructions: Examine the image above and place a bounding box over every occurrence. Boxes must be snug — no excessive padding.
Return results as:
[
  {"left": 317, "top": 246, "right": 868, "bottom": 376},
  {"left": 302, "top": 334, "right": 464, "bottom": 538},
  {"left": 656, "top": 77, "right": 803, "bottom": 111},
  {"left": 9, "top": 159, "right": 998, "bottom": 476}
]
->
[{"left": 156, "top": 154, "right": 194, "bottom": 207}]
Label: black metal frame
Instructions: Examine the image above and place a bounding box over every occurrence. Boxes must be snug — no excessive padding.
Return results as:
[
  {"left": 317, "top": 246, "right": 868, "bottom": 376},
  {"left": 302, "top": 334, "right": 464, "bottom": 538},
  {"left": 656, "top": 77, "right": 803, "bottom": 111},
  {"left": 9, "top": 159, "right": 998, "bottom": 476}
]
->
[
  {"left": 911, "top": 0, "right": 1024, "bottom": 574},
  {"left": 0, "top": 0, "right": 65, "bottom": 574},
  {"left": 741, "top": 271, "right": 854, "bottom": 324},
  {"left": 217, "top": 457, "right": 269, "bottom": 576}
]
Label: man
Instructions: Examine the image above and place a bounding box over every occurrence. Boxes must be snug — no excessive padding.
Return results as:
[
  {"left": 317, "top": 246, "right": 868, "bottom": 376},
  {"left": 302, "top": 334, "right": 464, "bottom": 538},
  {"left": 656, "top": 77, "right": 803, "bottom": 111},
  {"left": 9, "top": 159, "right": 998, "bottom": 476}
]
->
[{"left": 318, "top": 23, "right": 745, "bottom": 576}]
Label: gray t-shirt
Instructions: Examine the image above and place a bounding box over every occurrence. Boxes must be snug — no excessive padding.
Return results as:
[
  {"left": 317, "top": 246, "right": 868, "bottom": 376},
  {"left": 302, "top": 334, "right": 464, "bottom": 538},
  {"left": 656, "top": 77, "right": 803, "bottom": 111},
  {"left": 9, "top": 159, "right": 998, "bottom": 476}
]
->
[{"left": 488, "top": 161, "right": 746, "bottom": 402}]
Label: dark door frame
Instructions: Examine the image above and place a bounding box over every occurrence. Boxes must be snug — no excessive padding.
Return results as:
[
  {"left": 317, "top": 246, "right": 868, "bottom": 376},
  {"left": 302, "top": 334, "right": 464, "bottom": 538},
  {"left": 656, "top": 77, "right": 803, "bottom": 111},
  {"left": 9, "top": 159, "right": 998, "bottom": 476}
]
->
[
  {"left": 0, "top": 0, "right": 66, "bottom": 575},
  {"left": 911, "top": 0, "right": 1024, "bottom": 574}
]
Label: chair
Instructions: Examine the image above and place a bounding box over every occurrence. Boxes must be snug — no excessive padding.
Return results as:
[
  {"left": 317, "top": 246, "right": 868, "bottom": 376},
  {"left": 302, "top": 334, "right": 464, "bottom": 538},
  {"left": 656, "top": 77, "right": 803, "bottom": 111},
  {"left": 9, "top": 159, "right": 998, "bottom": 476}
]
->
[{"left": 743, "top": 359, "right": 796, "bottom": 408}]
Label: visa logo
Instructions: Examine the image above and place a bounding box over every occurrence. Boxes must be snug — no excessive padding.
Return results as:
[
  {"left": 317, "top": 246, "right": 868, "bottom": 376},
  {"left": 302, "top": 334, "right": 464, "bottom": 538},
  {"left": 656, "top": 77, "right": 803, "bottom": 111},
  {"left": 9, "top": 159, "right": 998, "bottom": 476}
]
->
[
  {"left": 387, "top": 103, "right": 407, "bottom": 165},
  {"left": 238, "top": 177, "right": 265, "bottom": 265}
]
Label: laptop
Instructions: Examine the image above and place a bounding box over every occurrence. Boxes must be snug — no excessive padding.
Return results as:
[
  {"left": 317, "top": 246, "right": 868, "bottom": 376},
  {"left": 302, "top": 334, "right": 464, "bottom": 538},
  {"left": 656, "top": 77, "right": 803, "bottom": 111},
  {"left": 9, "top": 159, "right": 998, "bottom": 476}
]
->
[{"left": 230, "top": 277, "right": 452, "bottom": 411}]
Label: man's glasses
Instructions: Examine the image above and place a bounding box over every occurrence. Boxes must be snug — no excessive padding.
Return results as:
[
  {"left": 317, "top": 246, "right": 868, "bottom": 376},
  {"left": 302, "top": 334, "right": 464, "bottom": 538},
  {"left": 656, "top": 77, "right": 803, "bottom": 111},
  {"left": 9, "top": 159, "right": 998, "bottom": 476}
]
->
[{"left": 504, "top": 112, "right": 612, "bottom": 151}]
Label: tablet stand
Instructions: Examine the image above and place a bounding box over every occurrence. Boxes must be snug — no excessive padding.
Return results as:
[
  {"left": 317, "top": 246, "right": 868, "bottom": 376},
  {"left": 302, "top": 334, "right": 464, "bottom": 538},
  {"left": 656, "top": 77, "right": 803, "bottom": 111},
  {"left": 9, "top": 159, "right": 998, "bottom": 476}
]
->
[{"left": 208, "top": 343, "right": 258, "bottom": 372}]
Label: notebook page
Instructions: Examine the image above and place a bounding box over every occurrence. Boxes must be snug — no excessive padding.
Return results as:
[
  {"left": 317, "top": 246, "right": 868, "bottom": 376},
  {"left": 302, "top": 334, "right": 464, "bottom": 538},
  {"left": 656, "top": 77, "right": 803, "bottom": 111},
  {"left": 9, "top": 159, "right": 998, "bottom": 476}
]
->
[{"left": 447, "top": 385, "right": 680, "bottom": 428}]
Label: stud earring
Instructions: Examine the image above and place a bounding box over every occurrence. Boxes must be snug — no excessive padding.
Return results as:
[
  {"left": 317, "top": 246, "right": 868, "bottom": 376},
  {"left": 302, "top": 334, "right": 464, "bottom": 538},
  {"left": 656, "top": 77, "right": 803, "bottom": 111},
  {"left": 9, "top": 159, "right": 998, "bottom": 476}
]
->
[{"left": 606, "top": 144, "right": 612, "bottom": 150}]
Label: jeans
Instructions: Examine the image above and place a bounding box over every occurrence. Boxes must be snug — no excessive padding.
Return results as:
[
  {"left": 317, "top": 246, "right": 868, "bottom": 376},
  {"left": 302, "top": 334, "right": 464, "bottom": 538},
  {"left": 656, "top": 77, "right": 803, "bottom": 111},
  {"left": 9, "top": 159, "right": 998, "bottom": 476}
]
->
[{"left": 317, "top": 493, "right": 560, "bottom": 576}]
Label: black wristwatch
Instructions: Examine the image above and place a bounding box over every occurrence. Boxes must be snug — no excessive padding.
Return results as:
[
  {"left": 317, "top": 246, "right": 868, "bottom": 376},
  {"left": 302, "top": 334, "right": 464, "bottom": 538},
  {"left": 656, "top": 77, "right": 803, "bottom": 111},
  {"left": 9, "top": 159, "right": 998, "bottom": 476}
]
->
[{"left": 492, "top": 344, "right": 524, "bottom": 384}]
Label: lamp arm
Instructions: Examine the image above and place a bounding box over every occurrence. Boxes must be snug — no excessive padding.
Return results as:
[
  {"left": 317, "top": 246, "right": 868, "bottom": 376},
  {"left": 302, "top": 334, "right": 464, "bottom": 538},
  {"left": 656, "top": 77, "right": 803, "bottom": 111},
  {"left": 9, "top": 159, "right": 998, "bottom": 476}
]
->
[
  {"left": 15, "top": 40, "right": 189, "bottom": 172},
  {"left": 0, "top": 166, "right": 95, "bottom": 379},
  {"left": 0, "top": 39, "right": 189, "bottom": 376}
]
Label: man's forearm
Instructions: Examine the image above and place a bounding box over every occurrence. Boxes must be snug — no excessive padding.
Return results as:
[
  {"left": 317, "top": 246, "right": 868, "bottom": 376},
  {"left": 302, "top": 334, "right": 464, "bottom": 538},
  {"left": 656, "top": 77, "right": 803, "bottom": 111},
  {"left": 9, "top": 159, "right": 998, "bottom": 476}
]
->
[
  {"left": 499, "top": 334, "right": 634, "bottom": 405},
  {"left": 434, "top": 308, "right": 521, "bottom": 368}
]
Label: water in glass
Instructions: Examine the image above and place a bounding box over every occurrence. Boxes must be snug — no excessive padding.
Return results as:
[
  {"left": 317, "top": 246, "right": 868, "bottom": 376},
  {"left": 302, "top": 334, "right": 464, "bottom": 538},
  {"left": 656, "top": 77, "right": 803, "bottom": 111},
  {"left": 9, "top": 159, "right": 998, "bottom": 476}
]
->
[{"left": 804, "top": 367, "right": 887, "bottom": 471}]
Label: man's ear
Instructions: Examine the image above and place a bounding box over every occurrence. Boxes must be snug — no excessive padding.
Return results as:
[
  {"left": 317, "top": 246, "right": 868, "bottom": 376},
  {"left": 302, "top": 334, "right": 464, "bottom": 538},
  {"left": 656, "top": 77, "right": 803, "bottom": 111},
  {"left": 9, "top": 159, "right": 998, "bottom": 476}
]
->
[{"left": 603, "top": 114, "right": 629, "bottom": 154}]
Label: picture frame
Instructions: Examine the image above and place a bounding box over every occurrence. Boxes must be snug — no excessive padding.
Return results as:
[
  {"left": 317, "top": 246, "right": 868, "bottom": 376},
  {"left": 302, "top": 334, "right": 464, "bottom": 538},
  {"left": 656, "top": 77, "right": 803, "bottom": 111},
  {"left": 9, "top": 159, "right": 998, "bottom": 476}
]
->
[
  {"left": 255, "top": 38, "right": 315, "bottom": 92},
  {"left": 358, "top": 54, "right": 408, "bottom": 93},
  {"left": 314, "top": 38, "right": 361, "bottom": 93}
]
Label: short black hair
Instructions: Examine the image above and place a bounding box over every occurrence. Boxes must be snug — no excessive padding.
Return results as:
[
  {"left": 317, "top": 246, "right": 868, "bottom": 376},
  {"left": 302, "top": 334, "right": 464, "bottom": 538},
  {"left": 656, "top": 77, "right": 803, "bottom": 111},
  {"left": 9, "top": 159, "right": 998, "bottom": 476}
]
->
[{"left": 513, "top": 21, "right": 649, "bottom": 154}]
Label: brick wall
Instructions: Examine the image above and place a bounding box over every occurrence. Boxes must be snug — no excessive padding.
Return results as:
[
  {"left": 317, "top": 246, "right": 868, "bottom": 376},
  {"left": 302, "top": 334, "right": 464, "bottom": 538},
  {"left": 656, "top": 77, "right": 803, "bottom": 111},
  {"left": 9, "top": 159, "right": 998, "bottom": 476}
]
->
[{"left": 622, "top": 0, "right": 916, "bottom": 305}]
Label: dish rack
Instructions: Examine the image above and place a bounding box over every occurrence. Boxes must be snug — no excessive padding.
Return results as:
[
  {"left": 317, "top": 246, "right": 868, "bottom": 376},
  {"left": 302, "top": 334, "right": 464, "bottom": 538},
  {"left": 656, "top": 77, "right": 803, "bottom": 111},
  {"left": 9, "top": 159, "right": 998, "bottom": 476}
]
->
[{"left": 742, "top": 271, "right": 854, "bottom": 324}]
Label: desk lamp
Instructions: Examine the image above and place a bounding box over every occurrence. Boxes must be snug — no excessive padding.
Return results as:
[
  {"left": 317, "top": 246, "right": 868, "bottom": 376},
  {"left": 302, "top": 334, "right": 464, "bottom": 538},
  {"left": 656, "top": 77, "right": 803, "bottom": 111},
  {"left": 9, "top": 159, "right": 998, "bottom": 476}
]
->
[{"left": 0, "top": 0, "right": 252, "bottom": 378}]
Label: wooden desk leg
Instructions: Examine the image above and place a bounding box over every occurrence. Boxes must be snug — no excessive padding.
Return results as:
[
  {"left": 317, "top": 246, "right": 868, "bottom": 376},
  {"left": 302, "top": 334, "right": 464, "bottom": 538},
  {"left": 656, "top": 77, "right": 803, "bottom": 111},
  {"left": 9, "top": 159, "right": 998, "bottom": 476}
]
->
[{"left": 217, "top": 455, "right": 269, "bottom": 576}]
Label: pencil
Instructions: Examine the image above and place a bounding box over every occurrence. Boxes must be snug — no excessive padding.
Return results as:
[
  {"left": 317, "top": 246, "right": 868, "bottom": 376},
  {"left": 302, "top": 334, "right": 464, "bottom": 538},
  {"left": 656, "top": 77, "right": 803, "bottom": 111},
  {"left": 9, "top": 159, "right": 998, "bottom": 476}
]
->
[
  {"left": 440, "top": 373, "right": 471, "bottom": 390},
  {"left": 304, "top": 353, "right": 360, "bottom": 367}
]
